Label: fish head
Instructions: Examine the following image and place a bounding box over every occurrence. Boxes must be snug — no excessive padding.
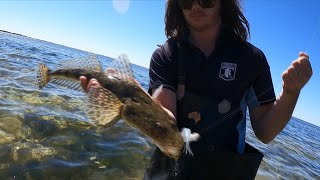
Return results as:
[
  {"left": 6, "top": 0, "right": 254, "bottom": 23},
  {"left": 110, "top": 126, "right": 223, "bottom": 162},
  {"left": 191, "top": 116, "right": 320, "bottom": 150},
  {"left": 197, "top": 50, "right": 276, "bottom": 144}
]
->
[
  {"left": 120, "top": 84, "right": 186, "bottom": 160},
  {"left": 157, "top": 142, "right": 182, "bottom": 160},
  {"left": 123, "top": 103, "right": 185, "bottom": 160},
  {"left": 142, "top": 120, "right": 184, "bottom": 160}
]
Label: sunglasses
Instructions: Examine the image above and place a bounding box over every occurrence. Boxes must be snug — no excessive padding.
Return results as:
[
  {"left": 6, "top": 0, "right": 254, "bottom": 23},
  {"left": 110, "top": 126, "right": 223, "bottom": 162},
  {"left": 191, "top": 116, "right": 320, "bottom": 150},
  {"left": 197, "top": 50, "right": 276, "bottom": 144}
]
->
[{"left": 177, "top": 0, "right": 216, "bottom": 10}]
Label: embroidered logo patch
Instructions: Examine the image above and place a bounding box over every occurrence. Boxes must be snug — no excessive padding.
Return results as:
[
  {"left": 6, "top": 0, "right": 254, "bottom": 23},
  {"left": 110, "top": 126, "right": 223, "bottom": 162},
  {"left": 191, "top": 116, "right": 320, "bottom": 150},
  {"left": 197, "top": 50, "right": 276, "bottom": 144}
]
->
[{"left": 219, "top": 62, "right": 237, "bottom": 81}]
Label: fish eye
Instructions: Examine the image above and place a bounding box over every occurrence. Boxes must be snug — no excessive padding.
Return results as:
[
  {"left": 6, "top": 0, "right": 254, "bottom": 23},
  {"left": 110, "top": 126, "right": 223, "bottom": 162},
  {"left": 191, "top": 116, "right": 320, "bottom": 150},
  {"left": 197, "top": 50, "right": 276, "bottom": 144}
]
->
[
  {"left": 155, "top": 122, "right": 163, "bottom": 129},
  {"left": 131, "top": 97, "right": 139, "bottom": 103}
]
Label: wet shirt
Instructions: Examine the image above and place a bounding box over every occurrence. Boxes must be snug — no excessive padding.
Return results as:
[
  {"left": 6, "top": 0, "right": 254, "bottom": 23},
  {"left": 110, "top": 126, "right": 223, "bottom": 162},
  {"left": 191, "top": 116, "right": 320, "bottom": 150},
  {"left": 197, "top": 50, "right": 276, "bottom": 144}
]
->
[{"left": 149, "top": 31, "right": 276, "bottom": 153}]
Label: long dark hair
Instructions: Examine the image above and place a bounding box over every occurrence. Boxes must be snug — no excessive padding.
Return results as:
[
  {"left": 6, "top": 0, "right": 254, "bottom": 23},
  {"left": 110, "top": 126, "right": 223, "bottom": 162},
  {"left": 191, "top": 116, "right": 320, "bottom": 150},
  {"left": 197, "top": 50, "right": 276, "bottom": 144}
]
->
[{"left": 164, "top": 0, "right": 250, "bottom": 41}]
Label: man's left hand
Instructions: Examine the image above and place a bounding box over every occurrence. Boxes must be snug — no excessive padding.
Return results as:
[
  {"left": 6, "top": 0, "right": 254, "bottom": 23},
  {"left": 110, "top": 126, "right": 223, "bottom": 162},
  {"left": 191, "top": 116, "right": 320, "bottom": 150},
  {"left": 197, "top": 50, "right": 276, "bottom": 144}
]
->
[{"left": 281, "top": 52, "right": 313, "bottom": 95}]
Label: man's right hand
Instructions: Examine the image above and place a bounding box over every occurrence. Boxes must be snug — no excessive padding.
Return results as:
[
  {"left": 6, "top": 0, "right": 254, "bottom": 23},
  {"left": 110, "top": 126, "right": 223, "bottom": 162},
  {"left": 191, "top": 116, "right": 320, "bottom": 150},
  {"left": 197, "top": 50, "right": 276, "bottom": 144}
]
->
[{"left": 80, "top": 76, "right": 101, "bottom": 93}]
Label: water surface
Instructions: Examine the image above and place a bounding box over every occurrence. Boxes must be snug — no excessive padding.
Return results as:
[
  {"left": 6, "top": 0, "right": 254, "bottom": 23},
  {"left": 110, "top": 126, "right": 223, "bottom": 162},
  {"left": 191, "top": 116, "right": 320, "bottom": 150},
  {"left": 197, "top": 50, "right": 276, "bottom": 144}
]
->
[{"left": 0, "top": 31, "right": 319, "bottom": 179}]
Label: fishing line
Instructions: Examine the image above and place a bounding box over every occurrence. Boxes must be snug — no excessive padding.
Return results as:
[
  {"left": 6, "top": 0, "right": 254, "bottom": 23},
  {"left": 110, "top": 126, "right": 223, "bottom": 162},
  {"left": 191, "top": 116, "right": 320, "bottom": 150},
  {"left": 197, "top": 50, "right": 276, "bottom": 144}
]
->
[
  {"left": 155, "top": 16, "right": 320, "bottom": 149},
  {"left": 198, "top": 86, "right": 274, "bottom": 136},
  {"left": 305, "top": 15, "right": 320, "bottom": 53},
  {"left": 198, "top": 15, "right": 320, "bottom": 136},
  {"left": 158, "top": 86, "right": 275, "bottom": 149}
]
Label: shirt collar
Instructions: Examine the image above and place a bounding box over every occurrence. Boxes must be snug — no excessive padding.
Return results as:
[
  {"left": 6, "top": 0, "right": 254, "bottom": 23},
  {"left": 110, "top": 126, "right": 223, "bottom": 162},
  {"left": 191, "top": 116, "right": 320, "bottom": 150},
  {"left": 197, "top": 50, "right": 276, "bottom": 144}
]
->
[{"left": 178, "top": 28, "right": 232, "bottom": 51}]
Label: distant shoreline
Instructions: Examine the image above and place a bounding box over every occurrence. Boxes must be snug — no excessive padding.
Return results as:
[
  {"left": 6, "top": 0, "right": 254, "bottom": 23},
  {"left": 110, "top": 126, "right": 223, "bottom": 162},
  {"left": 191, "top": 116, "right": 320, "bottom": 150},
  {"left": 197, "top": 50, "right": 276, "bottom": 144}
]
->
[
  {"left": 0, "top": 30, "right": 27, "bottom": 37},
  {"left": 0, "top": 29, "right": 144, "bottom": 70}
]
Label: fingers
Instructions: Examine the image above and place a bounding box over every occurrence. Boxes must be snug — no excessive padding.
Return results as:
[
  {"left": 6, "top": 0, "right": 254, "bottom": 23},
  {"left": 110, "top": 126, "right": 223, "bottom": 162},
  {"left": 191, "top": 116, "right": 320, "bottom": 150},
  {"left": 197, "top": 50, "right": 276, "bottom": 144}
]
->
[
  {"left": 294, "top": 53, "right": 313, "bottom": 81},
  {"left": 298, "top": 53, "right": 313, "bottom": 78},
  {"left": 282, "top": 70, "right": 294, "bottom": 89},
  {"left": 288, "top": 65, "right": 300, "bottom": 82},
  {"left": 297, "top": 51, "right": 312, "bottom": 76},
  {"left": 299, "top": 51, "right": 309, "bottom": 59},
  {"left": 79, "top": 76, "right": 100, "bottom": 93},
  {"left": 88, "top": 78, "right": 100, "bottom": 88},
  {"left": 282, "top": 52, "right": 313, "bottom": 94},
  {"left": 80, "top": 76, "right": 88, "bottom": 92}
]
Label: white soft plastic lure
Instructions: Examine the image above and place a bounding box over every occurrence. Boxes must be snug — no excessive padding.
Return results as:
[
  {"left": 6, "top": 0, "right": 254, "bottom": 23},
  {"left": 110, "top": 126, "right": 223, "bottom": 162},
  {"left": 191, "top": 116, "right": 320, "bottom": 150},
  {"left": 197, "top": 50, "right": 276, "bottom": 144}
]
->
[
  {"left": 181, "top": 128, "right": 200, "bottom": 156},
  {"left": 152, "top": 85, "right": 200, "bottom": 157}
]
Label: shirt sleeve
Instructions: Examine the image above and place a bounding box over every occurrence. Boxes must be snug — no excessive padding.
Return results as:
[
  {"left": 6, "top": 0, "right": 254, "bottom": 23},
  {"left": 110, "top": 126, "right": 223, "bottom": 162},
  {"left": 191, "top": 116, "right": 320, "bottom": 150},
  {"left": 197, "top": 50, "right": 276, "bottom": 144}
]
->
[
  {"left": 148, "top": 42, "right": 177, "bottom": 95},
  {"left": 246, "top": 48, "right": 276, "bottom": 108}
]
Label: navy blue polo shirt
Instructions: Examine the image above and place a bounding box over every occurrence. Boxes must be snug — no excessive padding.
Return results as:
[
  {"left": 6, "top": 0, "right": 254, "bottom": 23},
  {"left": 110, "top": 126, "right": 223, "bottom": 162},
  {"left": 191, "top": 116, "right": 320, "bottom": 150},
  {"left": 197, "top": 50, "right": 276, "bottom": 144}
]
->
[{"left": 149, "top": 30, "right": 276, "bottom": 153}]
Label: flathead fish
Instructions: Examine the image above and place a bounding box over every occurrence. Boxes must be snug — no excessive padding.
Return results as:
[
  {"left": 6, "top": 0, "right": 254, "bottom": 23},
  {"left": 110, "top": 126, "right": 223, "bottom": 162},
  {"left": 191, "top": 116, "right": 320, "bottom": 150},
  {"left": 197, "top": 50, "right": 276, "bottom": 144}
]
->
[{"left": 37, "top": 54, "right": 199, "bottom": 160}]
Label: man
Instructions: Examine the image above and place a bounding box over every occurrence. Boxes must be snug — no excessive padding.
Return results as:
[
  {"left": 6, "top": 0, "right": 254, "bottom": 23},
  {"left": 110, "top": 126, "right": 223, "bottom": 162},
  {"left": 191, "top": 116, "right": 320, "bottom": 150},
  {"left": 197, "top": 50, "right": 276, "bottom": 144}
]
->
[
  {"left": 81, "top": 0, "right": 312, "bottom": 179},
  {"left": 143, "top": 0, "right": 313, "bottom": 179}
]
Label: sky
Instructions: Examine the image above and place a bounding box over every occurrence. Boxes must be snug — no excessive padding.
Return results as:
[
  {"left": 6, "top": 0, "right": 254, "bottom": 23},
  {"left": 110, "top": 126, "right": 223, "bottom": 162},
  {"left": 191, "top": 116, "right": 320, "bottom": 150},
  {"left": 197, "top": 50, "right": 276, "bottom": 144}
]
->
[{"left": 0, "top": 0, "right": 319, "bottom": 127}]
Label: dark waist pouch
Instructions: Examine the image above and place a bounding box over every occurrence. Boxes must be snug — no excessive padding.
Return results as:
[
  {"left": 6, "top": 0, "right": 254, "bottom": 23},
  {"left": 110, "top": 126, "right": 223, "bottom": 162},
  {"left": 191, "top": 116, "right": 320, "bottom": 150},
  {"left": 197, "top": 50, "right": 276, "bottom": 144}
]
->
[{"left": 144, "top": 143, "right": 263, "bottom": 180}]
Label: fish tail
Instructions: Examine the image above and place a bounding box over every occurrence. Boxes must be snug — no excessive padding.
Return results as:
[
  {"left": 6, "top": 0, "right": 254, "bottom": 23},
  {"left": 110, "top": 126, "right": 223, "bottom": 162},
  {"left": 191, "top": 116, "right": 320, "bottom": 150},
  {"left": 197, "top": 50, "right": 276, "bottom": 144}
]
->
[{"left": 37, "top": 63, "right": 51, "bottom": 89}]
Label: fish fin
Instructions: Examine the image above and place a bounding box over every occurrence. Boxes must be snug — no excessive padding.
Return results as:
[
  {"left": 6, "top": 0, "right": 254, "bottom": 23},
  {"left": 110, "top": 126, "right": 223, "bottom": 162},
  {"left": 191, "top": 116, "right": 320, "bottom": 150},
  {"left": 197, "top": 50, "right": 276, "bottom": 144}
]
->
[
  {"left": 105, "top": 68, "right": 117, "bottom": 74},
  {"left": 50, "top": 78, "right": 83, "bottom": 92},
  {"left": 85, "top": 86, "right": 123, "bottom": 128},
  {"left": 58, "top": 54, "right": 102, "bottom": 72},
  {"left": 109, "top": 54, "right": 134, "bottom": 82},
  {"left": 180, "top": 128, "right": 200, "bottom": 156},
  {"left": 37, "top": 63, "right": 51, "bottom": 89}
]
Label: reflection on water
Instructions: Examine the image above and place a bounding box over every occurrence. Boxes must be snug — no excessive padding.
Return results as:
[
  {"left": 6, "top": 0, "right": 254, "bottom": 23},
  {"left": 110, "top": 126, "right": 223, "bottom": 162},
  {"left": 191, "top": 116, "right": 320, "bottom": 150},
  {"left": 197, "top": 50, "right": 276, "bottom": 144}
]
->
[{"left": 0, "top": 31, "right": 319, "bottom": 179}]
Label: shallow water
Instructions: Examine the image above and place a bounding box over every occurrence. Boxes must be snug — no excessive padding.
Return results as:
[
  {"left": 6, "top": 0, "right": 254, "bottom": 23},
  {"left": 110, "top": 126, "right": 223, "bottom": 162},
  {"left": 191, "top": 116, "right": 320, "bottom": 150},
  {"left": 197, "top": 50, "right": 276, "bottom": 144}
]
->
[{"left": 0, "top": 31, "right": 319, "bottom": 179}]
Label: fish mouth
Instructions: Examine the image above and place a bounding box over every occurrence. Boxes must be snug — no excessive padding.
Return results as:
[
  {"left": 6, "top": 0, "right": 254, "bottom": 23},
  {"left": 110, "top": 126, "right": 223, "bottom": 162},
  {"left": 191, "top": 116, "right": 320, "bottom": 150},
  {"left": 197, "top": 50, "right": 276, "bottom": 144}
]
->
[{"left": 158, "top": 144, "right": 181, "bottom": 160}]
